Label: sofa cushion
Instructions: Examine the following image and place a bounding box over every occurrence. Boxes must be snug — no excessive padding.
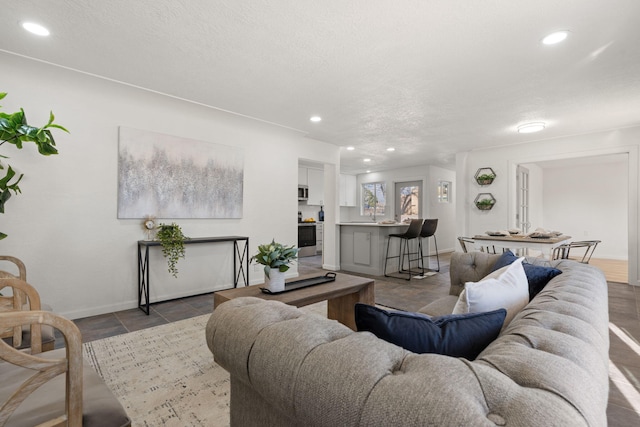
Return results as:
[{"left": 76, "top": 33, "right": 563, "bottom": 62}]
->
[
  {"left": 354, "top": 303, "right": 506, "bottom": 359},
  {"left": 452, "top": 257, "right": 528, "bottom": 327},
  {"left": 490, "top": 250, "right": 562, "bottom": 299}
]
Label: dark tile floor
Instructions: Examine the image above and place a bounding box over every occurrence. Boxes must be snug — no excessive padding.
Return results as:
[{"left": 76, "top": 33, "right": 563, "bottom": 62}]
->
[
  {"left": 62, "top": 253, "right": 640, "bottom": 425},
  {"left": 56, "top": 292, "right": 215, "bottom": 348}
]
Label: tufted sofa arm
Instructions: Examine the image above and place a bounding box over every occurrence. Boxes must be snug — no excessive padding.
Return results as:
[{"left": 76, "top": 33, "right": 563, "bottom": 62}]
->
[{"left": 206, "top": 252, "right": 610, "bottom": 427}]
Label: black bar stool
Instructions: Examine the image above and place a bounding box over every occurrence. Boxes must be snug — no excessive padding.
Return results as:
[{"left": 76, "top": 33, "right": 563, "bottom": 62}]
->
[
  {"left": 418, "top": 219, "right": 440, "bottom": 273},
  {"left": 384, "top": 219, "right": 424, "bottom": 280}
]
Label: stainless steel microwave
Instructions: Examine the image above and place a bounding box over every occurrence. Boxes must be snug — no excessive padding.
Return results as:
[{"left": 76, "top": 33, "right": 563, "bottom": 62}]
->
[{"left": 298, "top": 185, "right": 309, "bottom": 201}]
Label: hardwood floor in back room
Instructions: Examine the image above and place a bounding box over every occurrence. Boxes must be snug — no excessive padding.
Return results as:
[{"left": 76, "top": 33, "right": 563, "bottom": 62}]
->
[{"left": 69, "top": 254, "right": 639, "bottom": 426}]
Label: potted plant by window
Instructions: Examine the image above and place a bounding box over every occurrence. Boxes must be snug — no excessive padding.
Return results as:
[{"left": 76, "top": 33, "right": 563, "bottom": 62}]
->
[
  {"left": 156, "top": 222, "right": 188, "bottom": 278},
  {"left": 0, "top": 92, "right": 68, "bottom": 240},
  {"left": 251, "top": 240, "right": 298, "bottom": 292}
]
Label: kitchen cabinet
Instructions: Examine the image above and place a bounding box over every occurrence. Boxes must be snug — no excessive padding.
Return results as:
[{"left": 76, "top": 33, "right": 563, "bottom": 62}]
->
[
  {"left": 298, "top": 167, "right": 308, "bottom": 185},
  {"left": 316, "top": 222, "right": 323, "bottom": 254},
  {"left": 307, "top": 168, "right": 324, "bottom": 206},
  {"left": 339, "top": 174, "right": 357, "bottom": 207}
]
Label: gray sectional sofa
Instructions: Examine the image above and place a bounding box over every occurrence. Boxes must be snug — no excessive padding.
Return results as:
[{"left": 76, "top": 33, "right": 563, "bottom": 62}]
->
[{"left": 206, "top": 251, "right": 610, "bottom": 426}]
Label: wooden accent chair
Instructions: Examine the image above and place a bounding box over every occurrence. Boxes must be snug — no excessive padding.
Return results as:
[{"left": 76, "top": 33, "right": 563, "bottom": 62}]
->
[
  {"left": 0, "top": 256, "right": 28, "bottom": 349},
  {"left": 0, "top": 256, "right": 55, "bottom": 351},
  {"left": 0, "top": 278, "right": 131, "bottom": 426}
]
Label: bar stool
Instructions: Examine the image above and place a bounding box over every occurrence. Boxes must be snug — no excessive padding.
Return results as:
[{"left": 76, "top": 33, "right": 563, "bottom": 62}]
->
[
  {"left": 383, "top": 219, "right": 424, "bottom": 280},
  {"left": 418, "top": 219, "right": 440, "bottom": 273}
]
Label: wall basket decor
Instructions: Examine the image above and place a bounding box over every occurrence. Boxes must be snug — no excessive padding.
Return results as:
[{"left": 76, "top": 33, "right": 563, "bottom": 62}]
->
[
  {"left": 474, "top": 193, "right": 496, "bottom": 210},
  {"left": 474, "top": 167, "right": 496, "bottom": 185}
]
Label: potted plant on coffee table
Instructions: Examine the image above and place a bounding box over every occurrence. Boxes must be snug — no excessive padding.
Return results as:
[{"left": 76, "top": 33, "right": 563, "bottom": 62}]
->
[{"left": 251, "top": 240, "right": 298, "bottom": 292}]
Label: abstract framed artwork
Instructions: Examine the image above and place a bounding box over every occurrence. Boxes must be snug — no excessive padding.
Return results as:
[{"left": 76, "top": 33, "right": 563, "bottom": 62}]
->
[{"left": 117, "top": 127, "right": 243, "bottom": 218}]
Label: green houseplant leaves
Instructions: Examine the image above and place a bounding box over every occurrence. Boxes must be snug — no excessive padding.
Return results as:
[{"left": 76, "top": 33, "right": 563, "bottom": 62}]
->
[
  {"left": 251, "top": 240, "right": 298, "bottom": 278},
  {"left": 156, "top": 223, "right": 188, "bottom": 278},
  {"left": 0, "top": 92, "right": 69, "bottom": 239}
]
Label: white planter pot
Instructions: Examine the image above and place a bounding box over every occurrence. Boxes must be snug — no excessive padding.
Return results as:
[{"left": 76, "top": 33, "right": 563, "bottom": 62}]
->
[{"left": 266, "top": 270, "right": 286, "bottom": 292}]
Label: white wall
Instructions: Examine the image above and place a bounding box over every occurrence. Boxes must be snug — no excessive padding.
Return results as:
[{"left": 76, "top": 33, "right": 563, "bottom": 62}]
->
[
  {"left": 341, "top": 165, "right": 457, "bottom": 252},
  {"left": 541, "top": 160, "right": 627, "bottom": 259},
  {"left": 1, "top": 52, "right": 340, "bottom": 319},
  {"left": 457, "top": 127, "right": 640, "bottom": 284}
]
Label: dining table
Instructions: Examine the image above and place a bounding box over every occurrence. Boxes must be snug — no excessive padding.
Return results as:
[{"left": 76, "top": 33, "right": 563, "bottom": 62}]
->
[{"left": 473, "top": 234, "right": 572, "bottom": 259}]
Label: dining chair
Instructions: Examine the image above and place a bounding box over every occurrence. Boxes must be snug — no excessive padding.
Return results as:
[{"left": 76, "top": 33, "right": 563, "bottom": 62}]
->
[
  {"left": 552, "top": 240, "right": 601, "bottom": 264},
  {"left": 457, "top": 237, "right": 499, "bottom": 254},
  {"left": 457, "top": 237, "right": 475, "bottom": 253},
  {"left": 384, "top": 219, "right": 424, "bottom": 280},
  {"left": 418, "top": 219, "right": 440, "bottom": 272},
  {"left": 0, "top": 256, "right": 56, "bottom": 351}
]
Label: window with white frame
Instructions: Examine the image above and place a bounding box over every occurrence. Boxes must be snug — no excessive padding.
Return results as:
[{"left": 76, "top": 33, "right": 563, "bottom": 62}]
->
[{"left": 362, "top": 182, "right": 386, "bottom": 217}]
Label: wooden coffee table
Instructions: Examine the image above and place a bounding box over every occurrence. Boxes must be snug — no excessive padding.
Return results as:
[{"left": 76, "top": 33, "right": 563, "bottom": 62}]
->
[{"left": 213, "top": 272, "right": 374, "bottom": 330}]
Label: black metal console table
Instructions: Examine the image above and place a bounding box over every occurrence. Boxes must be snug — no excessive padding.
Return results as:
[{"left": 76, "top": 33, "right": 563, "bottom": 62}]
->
[{"left": 137, "top": 236, "right": 249, "bottom": 314}]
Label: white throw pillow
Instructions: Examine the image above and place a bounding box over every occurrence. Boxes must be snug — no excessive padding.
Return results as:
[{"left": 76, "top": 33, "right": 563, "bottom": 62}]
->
[{"left": 452, "top": 257, "right": 529, "bottom": 328}]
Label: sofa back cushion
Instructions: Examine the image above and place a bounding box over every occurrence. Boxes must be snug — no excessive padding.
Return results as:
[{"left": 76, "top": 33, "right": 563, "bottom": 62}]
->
[{"left": 449, "top": 252, "right": 502, "bottom": 296}]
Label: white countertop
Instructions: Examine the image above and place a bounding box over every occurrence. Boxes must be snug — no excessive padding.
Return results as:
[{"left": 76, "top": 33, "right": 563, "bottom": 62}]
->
[{"left": 338, "top": 222, "right": 408, "bottom": 227}]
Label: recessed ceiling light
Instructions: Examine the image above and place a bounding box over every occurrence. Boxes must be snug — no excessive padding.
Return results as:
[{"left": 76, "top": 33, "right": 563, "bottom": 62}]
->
[
  {"left": 310, "top": 116, "right": 322, "bottom": 122},
  {"left": 386, "top": 147, "right": 395, "bottom": 152},
  {"left": 366, "top": 170, "right": 371, "bottom": 173},
  {"left": 542, "top": 31, "right": 568, "bottom": 45},
  {"left": 363, "top": 158, "right": 371, "bottom": 162},
  {"left": 21, "top": 22, "right": 50, "bottom": 36},
  {"left": 517, "top": 122, "right": 546, "bottom": 133},
  {"left": 346, "top": 146, "right": 355, "bottom": 151}
]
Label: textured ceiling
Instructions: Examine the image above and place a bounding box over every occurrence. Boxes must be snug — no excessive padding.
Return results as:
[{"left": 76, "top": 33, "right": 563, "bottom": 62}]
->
[{"left": 2, "top": 0, "right": 640, "bottom": 174}]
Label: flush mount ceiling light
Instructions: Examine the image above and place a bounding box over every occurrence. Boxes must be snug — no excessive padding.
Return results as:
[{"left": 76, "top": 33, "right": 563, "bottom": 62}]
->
[
  {"left": 21, "top": 21, "right": 50, "bottom": 36},
  {"left": 346, "top": 146, "right": 355, "bottom": 151},
  {"left": 366, "top": 170, "right": 371, "bottom": 173},
  {"left": 386, "top": 147, "right": 395, "bottom": 152},
  {"left": 542, "top": 30, "right": 569, "bottom": 45},
  {"left": 363, "top": 158, "right": 371, "bottom": 162},
  {"left": 309, "top": 116, "right": 322, "bottom": 122},
  {"left": 517, "top": 122, "right": 546, "bottom": 134}
]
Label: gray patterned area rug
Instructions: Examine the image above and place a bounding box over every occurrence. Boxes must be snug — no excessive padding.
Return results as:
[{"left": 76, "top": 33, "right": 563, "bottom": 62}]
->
[
  {"left": 83, "top": 314, "right": 230, "bottom": 427},
  {"left": 82, "top": 302, "right": 328, "bottom": 427}
]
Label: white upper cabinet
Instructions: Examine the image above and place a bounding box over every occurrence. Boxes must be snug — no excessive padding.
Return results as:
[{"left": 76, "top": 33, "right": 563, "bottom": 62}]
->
[
  {"left": 340, "top": 174, "right": 357, "bottom": 207},
  {"left": 307, "top": 168, "right": 324, "bottom": 205},
  {"left": 298, "top": 167, "right": 308, "bottom": 185}
]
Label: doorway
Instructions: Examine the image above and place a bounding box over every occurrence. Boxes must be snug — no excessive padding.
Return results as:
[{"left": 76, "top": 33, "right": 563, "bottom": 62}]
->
[
  {"left": 517, "top": 153, "right": 630, "bottom": 283},
  {"left": 394, "top": 181, "right": 422, "bottom": 223}
]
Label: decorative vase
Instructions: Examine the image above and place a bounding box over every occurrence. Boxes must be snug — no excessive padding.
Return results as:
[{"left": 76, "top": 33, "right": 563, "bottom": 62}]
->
[{"left": 266, "top": 270, "right": 286, "bottom": 292}]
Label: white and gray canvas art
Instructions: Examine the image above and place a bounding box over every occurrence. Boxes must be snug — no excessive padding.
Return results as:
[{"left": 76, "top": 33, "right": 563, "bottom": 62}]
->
[{"left": 117, "top": 127, "right": 243, "bottom": 218}]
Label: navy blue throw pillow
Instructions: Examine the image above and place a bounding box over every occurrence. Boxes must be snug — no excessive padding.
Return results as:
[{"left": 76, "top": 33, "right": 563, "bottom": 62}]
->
[
  {"left": 354, "top": 304, "right": 506, "bottom": 360},
  {"left": 490, "top": 250, "right": 562, "bottom": 300}
]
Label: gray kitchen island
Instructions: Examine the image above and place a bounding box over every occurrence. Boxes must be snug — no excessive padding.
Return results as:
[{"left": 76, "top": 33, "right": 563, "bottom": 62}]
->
[{"left": 339, "top": 222, "right": 410, "bottom": 276}]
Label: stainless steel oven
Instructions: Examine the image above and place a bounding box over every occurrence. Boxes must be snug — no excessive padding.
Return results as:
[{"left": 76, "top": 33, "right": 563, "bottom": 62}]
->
[{"left": 298, "top": 223, "right": 317, "bottom": 257}]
